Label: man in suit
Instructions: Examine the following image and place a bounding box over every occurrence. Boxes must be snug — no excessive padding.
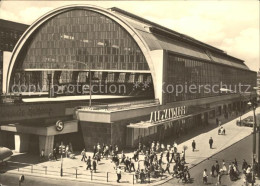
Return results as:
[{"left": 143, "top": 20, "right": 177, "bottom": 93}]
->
[
  {"left": 209, "top": 137, "right": 213, "bottom": 149},
  {"left": 192, "top": 140, "right": 196, "bottom": 152}
]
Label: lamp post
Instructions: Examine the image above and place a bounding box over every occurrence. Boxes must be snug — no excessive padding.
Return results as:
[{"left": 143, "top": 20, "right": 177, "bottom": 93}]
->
[{"left": 248, "top": 100, "right": 257, "bottom": 185}]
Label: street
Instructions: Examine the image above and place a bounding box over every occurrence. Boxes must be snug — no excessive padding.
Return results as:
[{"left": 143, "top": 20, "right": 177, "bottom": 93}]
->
[
  {"left": 162, "top": 134, "right": 254, "bottom": 186},
  {"left": 0, "top": 172, "right": 106, "bottom": 186}
]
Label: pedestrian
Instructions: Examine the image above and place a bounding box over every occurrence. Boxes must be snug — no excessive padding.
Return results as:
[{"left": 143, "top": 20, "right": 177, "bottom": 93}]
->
[
  {"left": 222, "top": 162, "right": 227, "bottom": 174},
  {"left": 216, "top": 172, "right": 222, "bottom": 185},
  {"left": 109, "top": 144, "right": 113, "bottom": 155},
  {"left": 164, "top": 162, "right": 170, "bottom": 174},
  {"left": 166, "top": 150, "right": 170, "bottom": 163},
  {"left": 216, "top": 118, "right": 219, "bottom": 126},
  {"left": 215, "top": 161, "right": 220, "bottom": 176},
  {"left": 234, "top": 158, "right": 238, "bottom": 167},
  {"left": 242, "top": 159, "right": 248, "bottom": 171},
  {"left": 130, "top": 158, "right": 135, "bottom": 172},
  {"left": 86, "top": 156, "right": 92, "bottom": 170},
  {"left": 211, "top": 164, "right": 216, "bottom": 177},
  {"left": 140, "top": 169, "right": 145, "bottom": 183},
  {"left": 92, "top": 159, "right": 97, "bottom": 173},
  {"left": 203, "top": 169, "right": 208, "bottom": 184},
  {"left": 39, "top": 149, "right": 45, "bottom": 162},
  {"left": 65, "top": 145, "right": 70, "bottom": 158},
  {"left": 115, "top": 145, "right": 119, "bottom": 156},
  {"left": 192, "top": 140, "right": 196, "bottom": 152},
  {"left": 93, "top": 145, "right": 97, "bottom": 158},
  {"left": 53, "top": 148, "right": 57, "bottom": 161},
  {"left": 209, "top": 137, "right": 213, "bottom": 149},
  {"left": 81, "top": 148, "right": 86, "bottom": 162},
  {"left": 173, "top": 141, "right": 178, "bottom": 153},
  {"left": 125, "top": 157, "right": 130, "bottom": 172},
  {"left": 116, "top": 166, "right": 122, "bottom": 183}
]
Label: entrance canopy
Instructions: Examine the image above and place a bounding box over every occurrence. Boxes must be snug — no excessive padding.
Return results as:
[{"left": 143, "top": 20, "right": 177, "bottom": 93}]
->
[{"left": 0, "top": 120, "right": 78, "bottom": 136}]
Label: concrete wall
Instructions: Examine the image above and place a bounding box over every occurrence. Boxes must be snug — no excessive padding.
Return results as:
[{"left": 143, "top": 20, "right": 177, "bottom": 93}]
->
[
  {"left": 80, "top": 121, "right": 111, "bottom": 150},
  {"left": 39, "top": 135, "right": 54, "bottom": 156},
  {"left": 79, "top": 115, "right": 150, "bottom": 150}
]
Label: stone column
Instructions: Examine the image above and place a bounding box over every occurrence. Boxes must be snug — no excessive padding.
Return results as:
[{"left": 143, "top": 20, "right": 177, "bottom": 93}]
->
[
  {"left": 39, "top": 135, "right": 54, "bottom": 156},
  {"left": 14, "top": 133, "right": 29, "bottom": 153}
]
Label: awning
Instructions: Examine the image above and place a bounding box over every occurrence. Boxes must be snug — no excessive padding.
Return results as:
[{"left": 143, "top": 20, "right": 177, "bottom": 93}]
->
[{"left": 0, "top": 120, "right": 78, "bottom": 136}]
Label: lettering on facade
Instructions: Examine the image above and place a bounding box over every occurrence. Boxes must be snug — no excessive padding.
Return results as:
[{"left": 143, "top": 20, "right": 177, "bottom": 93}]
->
[{"left": 149, "top": 106, "right": 186, "bottom": 123}]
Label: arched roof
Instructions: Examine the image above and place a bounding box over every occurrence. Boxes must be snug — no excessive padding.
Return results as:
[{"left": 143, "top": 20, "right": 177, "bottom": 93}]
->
[
  {"left": 110, "top": 7, "right": 250, "bottom": 71},
  {"left": 6, "top": 4, "right": 159, "bottom": 100}
]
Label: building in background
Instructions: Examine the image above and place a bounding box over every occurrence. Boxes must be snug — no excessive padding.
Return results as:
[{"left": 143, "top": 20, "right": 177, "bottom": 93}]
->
[
  {"left": 0, "top": 19, "right": 29, "bottom": 94},
  {"left": 0, "top": 5, "right": 257, "bottom": 155}
]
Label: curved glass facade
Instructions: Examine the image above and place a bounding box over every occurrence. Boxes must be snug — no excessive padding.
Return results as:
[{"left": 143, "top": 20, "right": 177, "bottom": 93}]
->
[{"left": 19, "top": 10, "right": 149, "bottom": 71}]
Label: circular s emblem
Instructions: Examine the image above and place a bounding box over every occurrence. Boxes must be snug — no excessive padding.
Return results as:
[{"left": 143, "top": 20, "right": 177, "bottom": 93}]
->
[{"left": 56, "top": 120, "right": 64, "bottom": 131}]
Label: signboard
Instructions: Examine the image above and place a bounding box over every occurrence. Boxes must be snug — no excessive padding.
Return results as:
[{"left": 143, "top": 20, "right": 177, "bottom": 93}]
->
[
  {"left": 150, "top": 106, "right": 186, "bottom": 123},
  {"left": 55, "top": 120, "right": 64, "bottom": 131}
]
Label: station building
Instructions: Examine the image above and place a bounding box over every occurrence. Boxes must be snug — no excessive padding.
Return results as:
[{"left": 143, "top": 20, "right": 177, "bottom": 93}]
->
[{"left": 0, "top": 5, "right": 257, "bottom": 155}]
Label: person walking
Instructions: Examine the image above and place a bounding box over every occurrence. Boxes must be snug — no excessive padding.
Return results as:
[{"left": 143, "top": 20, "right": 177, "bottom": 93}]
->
[
  {"left": 116, "top": 166, "right": 122, "bottom": 183},
  {"left": 86, "top": 156, "right": 92, "bottom": 170},
  {"left": 93, "top": 145, "right": 97, "bottom": 159},
  {"left": 211, "top": 164, "right": 216, "bottom": 177},
  {"left": 65, "top": 145, "right": 70, "bottom": 158},
  {"left": 164, "top": 162, "right": 171, "bottom": 174},
  {"left": 203, "top": 169, "right": 208, "bottom": 184},
  {"left": 166, "top": 150, "right": 170, "bottom": 163},
  {"left": 81, "top": 149, "right": 86, "bottom": 162},
  {"left": 92, "top": 159, "right": 97, "bottom": 173},
  {"left": 216, "top": 118, "right": 219, "bottom": 126},
  {"left": 192, "top": 140, "right": 196, "bottom": 152},
  {"left": 216, "top": 172, "right": 222, "bottom": 185},
  {"left": 215, "top": 161, "right": 220, "bottom": 176},
  {"left": 209, "top": 137, "right": 213, "bottom": 149},
  {"left": 130, "top": 158, "right": 135, "bottom": 172},
  {"left": 53, "top": 148, "right": 58, "bottom": 161}
]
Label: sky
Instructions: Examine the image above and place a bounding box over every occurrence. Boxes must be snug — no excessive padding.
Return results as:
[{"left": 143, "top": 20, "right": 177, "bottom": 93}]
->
[{"left": 0, "top": 0, "right": 259, "bottom": 72}]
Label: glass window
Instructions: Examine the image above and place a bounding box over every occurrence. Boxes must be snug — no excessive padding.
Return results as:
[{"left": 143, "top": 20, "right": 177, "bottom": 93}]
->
[{"left": 19, "top": 9, "right": 148, "bottom": 72}]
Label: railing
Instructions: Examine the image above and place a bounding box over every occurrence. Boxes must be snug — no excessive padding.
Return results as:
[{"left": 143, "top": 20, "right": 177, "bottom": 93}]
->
[
  {"left": 1, "top": 160, "right": 168, "bottom": 184},
  {"left": 2, "top": 161, "right": 137, "bottom": 184},
  {"left": 77, "top": 99, "right": 160, "bottom": 111}
]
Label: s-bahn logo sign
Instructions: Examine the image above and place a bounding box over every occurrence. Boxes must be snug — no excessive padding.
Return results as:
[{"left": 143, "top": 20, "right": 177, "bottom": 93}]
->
[
  {"left": 55, "top": 120, "right": 64, "bottom": 131},
  {"left": 150, "top": 106, "right": 186, "bottom": 123}
]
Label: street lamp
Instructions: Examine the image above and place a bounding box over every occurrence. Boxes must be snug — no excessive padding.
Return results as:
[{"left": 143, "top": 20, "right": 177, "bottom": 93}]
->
[{"left": 248, "top": 100, "right": 257, "bottom": 185}]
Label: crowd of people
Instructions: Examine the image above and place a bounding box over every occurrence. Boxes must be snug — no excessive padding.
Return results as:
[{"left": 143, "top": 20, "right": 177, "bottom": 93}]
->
[
  {"left": 78, "top": 141, "right": 191, "bottom": 183},
  {"left": 202, "top": 158, "right": 257, "bottom": 185}
]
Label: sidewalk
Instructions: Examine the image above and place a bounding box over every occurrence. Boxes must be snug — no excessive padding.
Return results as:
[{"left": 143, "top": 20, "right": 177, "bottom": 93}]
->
[
  {"left": 179, "top": 109, "right": 256, "bottom": 169},
  {"left": 3, "top": 108, "right": 258, "bottom": 185}
]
